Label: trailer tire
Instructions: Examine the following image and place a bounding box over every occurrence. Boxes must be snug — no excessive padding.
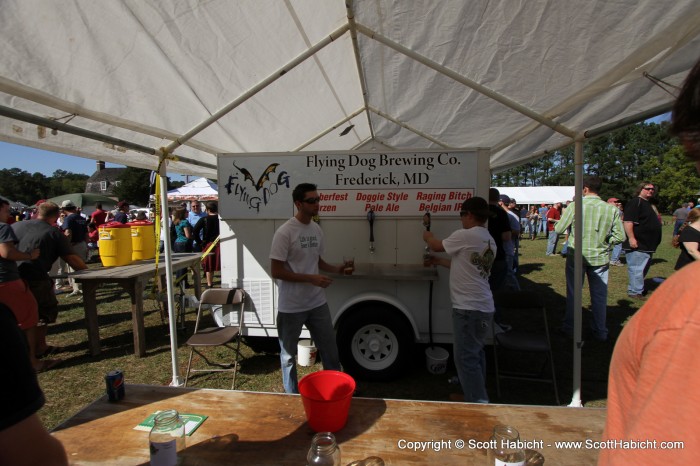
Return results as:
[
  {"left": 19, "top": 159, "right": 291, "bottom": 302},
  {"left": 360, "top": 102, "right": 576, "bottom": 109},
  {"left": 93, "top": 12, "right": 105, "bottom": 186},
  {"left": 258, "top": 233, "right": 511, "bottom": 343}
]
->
[{"left": 337, "top": 305, "right": 414, "bottom": 382}]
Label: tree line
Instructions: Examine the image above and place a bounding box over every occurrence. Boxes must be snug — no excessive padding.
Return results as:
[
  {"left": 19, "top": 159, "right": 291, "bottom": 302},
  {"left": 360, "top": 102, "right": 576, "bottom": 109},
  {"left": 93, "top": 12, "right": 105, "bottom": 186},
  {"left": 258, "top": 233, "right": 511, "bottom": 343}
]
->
[
  {"left": 0, "top": 169, "right": 89, "bottom": 205},
  {"left": 0, "top": 166, "right": 183, "bottom": 207},
  {"left": 491, "top": 122, "right": 700, "bottom": 213}
]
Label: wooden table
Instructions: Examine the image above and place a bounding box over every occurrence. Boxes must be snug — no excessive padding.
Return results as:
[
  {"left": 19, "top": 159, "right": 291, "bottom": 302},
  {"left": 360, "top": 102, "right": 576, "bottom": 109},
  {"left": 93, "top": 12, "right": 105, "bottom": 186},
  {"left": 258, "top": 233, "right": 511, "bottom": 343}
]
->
[
  {"left": 68, "top": 253, "right": 202, "bottom": 357},
  {"left": 52, "top": 384, "right": 606, "bottom": 465}
]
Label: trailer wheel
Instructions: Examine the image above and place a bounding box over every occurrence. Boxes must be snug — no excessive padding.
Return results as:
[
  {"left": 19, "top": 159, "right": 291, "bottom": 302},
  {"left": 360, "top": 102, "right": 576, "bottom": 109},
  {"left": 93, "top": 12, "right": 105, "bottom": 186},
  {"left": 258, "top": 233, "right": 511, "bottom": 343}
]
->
[{"left": 337, "top": 305, "right": 414, "bottom": 382}]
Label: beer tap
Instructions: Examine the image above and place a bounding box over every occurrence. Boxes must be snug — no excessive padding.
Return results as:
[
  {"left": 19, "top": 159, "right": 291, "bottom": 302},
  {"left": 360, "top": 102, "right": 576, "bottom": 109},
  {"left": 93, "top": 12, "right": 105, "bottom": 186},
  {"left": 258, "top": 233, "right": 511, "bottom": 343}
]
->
[
  {"left": 423, "top": 209, "right": 431, "bottom": 261},
  {"left": 367, "top": 209, "right": 375, "bottom": 254}
]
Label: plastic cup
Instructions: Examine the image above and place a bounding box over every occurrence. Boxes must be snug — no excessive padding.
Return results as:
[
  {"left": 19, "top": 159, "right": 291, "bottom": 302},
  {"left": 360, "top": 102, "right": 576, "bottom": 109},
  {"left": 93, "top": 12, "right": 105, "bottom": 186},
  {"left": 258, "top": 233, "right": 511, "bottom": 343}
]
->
[
  {"left": 298, "top": 370, "right": 355, "bottom": 432},
  {"left": 343, "top": 256, "right": 355, "bottom": 275}
]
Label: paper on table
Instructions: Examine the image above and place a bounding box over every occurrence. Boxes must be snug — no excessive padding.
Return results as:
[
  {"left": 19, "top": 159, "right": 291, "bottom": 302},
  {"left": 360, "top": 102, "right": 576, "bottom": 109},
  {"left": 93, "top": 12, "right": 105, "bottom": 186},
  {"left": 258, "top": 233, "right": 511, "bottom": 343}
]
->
[{"left": 134, "top": 412, "right": 208, "bottom": 436}]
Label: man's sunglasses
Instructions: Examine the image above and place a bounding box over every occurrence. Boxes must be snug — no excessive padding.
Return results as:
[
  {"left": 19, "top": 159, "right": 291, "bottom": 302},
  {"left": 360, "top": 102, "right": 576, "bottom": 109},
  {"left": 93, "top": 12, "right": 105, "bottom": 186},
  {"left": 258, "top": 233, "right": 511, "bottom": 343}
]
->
[
  {"left": 642, "top": 187, "right": 655, "bottom": 191},
  {"left": 301, "top": 197, "right": 320, "bottom": 204}
]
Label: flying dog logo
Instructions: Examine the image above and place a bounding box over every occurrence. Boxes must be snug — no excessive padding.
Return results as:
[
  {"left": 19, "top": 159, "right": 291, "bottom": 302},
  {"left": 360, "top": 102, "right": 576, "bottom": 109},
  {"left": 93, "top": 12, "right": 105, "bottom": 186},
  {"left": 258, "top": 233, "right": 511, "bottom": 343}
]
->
[
  {"left": 225, "top": 161, "right": 290, "bottom": 213},
  {"left": 234, "top": 162, "right": 279, "bottom": 191}
]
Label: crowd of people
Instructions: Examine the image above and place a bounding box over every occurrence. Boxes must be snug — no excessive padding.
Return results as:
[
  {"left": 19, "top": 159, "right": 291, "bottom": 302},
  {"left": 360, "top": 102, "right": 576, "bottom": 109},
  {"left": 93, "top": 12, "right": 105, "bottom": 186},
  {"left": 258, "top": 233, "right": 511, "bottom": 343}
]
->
[{"left": 0, "top": 198, "right": 223, "bottom": 375}]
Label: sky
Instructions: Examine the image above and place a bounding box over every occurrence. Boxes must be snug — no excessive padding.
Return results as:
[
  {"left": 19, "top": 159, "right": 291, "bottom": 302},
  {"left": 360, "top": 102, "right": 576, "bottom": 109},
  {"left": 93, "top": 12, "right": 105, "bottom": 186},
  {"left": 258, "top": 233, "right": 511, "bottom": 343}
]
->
[
  {"left": 0, "top": 113, "right": 671, "bottom": 180},
  {"left": 0, "top": 141, "right": 188, "bottom": 181}
]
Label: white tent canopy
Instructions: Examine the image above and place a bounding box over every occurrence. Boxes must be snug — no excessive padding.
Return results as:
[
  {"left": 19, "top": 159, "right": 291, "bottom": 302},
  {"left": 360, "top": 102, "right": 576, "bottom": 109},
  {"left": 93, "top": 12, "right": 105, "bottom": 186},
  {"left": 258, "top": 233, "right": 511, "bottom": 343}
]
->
[
  {"left": 166, "top": 177, "right": 218, "bottom": 202},
  {"left": 1, "top": 1, "right": 699, "bottom": 175},
  {"left": 496, "top": 187, "right": 575, "bottom": 206}
]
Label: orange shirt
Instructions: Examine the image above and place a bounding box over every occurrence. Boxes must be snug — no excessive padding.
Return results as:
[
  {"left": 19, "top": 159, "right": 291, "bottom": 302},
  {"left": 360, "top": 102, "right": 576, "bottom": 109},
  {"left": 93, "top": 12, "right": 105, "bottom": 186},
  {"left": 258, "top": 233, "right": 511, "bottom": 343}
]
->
[{"left": 599, "top": 260, "right": 700, "bottom": 464}]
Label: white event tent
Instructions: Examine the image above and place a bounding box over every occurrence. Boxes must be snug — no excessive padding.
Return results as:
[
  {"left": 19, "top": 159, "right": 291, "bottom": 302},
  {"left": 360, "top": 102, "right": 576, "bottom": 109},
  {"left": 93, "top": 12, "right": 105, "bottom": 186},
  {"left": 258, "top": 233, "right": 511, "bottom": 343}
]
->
[
  {"left": 1, "top": 0, "right": 699, "bottom": 406},
  {"left": 167, "top": 178, "right": 219, "bottom": 202},
  {"left": 495, "top": 187, "right": 575, "bottom": 206}
]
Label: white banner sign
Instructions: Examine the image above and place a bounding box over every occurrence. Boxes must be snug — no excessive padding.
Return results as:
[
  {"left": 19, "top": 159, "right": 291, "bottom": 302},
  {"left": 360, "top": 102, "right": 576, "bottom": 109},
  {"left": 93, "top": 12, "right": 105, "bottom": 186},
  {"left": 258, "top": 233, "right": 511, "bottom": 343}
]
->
[{"left": 218, "top": 151, "right": 478, "bottom": 219}]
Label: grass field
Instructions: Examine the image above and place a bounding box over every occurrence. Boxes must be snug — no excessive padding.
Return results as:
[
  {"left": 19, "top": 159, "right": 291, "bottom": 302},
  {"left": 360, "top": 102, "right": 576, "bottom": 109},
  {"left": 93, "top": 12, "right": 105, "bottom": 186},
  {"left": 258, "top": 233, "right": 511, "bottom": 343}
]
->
[{"left": 37, "top": 217, "right": 679, "bottom": 430}]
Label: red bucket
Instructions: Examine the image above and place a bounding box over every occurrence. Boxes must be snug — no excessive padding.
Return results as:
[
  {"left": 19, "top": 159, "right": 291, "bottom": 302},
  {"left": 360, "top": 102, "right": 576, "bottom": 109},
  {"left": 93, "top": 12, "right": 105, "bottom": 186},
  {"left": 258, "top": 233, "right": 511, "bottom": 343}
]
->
[{"left": 298, "top": 370, "right": 356, "bottom": 432}]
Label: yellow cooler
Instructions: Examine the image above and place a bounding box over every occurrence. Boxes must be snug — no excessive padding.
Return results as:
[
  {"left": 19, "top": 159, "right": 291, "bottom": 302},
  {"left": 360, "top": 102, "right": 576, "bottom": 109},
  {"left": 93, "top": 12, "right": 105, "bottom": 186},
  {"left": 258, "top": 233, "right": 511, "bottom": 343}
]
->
[
  {"left": 129, "top": 221, "right": 156, "bottom": 261},
  {"left": 99, "top": 222, "right": 132, "bottom": 267}
]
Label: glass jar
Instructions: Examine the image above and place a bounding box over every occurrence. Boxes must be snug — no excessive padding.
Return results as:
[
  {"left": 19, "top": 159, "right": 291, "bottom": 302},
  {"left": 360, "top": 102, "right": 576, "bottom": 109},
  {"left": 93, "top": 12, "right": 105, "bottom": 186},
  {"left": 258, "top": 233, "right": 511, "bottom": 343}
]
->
[
  {"left": 486, "top": 425, "right": 526, "bottom": 466},
  {"left": 307, "top": 432, "right": 341, "bottom": 466},
  {"left": 149, "top": 409, "right": 186, "bottom": 466}
]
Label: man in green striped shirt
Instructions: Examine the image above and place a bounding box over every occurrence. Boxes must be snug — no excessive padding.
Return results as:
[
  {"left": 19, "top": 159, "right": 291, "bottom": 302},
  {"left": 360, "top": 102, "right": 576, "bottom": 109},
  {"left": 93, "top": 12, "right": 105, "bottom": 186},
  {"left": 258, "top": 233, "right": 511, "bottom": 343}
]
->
[{"left": 555, "top": 176, "right": 626, "bottom": 341}]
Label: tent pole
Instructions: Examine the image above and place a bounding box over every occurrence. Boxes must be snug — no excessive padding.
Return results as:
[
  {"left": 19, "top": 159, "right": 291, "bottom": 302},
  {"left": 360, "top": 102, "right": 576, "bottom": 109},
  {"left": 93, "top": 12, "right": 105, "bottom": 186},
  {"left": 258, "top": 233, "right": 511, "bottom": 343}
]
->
[
  {"left": 157, "top": 152, "right": 182, "bottom": 386},
  {"left": 569, "top": 138, "right": 585, "bottom": 408}
]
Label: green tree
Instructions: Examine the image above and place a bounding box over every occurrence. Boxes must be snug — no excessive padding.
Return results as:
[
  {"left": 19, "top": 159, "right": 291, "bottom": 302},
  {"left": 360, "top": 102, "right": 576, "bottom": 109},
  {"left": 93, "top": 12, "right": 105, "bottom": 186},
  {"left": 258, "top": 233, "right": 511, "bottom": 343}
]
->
[
  {"left": 0, "top": 168, "right": 48, "bottom": 204},
  {"left": 491, "top": 121, "right": 686, "bottom": 210},
  {"left": 652, "top": 145, "right": 700, "bottom": 213},
  {"left": 48, "top": 170, "right": 89, "bottom": 197},
  {"left": 111, "top": 167, "right": 154, "bottom": 205}
]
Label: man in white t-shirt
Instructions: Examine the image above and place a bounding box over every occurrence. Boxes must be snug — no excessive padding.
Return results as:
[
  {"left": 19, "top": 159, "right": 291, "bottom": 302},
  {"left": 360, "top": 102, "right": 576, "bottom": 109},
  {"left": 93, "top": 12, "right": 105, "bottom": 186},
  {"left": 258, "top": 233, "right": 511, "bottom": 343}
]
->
[
  {"left": 423, "top": 196, "right": 496, "bottom": 403},
  {"left": 270, "top": 183, "right": 345, "bottom": 393}
]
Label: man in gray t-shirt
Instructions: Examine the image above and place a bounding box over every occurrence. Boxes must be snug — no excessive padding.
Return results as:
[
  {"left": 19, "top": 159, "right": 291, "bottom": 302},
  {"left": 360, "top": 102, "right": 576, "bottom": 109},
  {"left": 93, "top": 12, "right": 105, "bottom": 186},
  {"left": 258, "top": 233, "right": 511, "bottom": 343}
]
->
[
  {"left": 672, "top": 203, "right": 690, "bottom": 236},
  {"left": 269, "top": 183, "right": 344, "bottom": 394},
  {"left": 13, "top": 202, "right": 87, "bottom": 359}
]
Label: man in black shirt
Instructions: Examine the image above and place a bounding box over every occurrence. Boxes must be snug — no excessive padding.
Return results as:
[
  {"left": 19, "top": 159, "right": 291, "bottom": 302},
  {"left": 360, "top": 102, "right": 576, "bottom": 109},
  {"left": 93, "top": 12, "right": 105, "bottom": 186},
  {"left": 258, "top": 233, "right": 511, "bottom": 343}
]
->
[{"left": 622, "top": 182, "right": 662, "bottom": 299}]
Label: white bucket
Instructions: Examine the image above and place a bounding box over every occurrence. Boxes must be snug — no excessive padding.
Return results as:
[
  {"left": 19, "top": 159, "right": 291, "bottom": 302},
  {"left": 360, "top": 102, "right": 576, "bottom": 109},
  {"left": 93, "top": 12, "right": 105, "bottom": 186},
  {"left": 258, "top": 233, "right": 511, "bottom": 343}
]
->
[
  {"left": 297, "top": 340, "right": 317, "bottom": 367},
  {"left": 425, "top": 346, "right": 449, "bottom": 375}
]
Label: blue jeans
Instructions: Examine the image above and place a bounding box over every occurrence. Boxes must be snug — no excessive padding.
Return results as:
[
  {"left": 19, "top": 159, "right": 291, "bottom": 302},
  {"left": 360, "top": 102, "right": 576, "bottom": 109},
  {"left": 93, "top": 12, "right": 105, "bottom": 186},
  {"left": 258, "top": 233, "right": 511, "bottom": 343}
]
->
[
  {"left": 562, "top": 255, "right": 609, "bottom": 341},
  {"left": 546, "top": 231, "right": 559, "bottom": 255},
  {"left": 673, "top": 219, "right": 685, "bottom": 237},
  {"left": 277, "top": 303, "right": 341, "bottom": 394},
  {"left": 610, "top": 243, "right": 622, "bottom": 262},
  {"left": 504, "top": 255, "right": 520, "bottom": 291},
  {"left": 452, "top": 308, "right": 493, "bottom": 403},
  {"left": 625, "top": 250, "right": 653, "bottom": 296}
]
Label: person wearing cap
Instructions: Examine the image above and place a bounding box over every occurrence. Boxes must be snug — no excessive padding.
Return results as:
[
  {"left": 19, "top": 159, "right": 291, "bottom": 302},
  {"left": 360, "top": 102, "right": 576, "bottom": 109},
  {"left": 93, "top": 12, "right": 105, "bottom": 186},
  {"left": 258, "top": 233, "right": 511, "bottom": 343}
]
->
[
  {"left": 607, "top": 198, "right": 625, "bottom": 266},
  {"left": 113, "top": 201, "right": 129, "bottom": 224},
  {"left": 423, "top": 196, "right": 496, "bottom": 403},
  {"left": 555, "top": 176, "right": 625, "bottom": 342},
  {"left": 60, "top": 200, "right": 88, "bottom": 297}
]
